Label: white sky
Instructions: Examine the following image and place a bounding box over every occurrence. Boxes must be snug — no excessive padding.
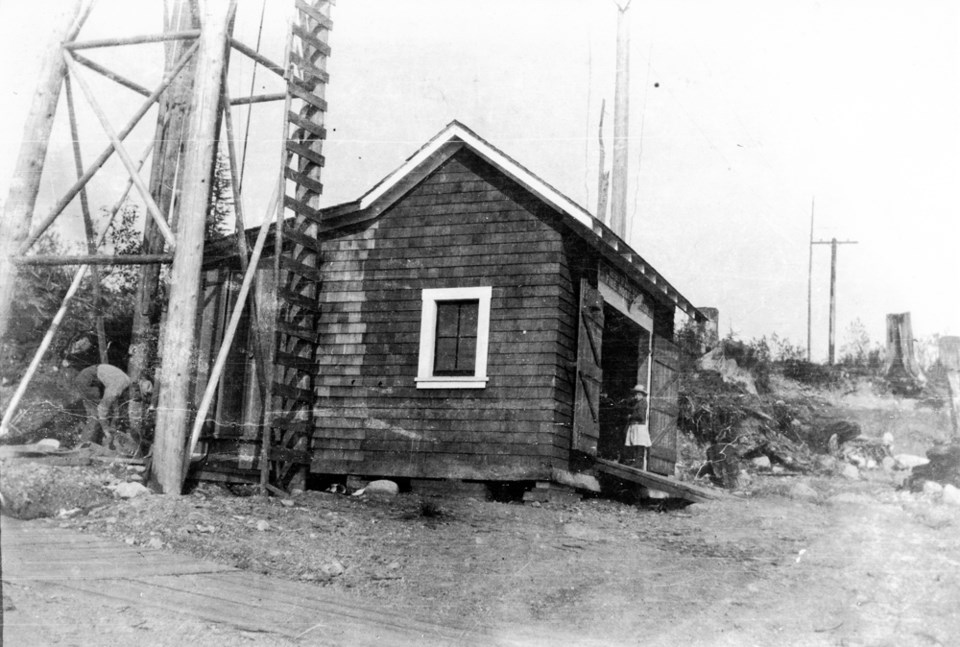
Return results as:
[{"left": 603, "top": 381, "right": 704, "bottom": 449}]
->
[{"left": 1, "top": 0, "right": 958, "bottom": 361}]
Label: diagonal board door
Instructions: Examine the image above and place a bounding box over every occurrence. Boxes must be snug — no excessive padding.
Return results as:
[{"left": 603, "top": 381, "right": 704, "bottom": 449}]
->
[
  {"left": 647, "top": 335, "right": 680, "bottom": 475},
  {"left": 573, "top": 279, "right": 604, "bottom": 456}
]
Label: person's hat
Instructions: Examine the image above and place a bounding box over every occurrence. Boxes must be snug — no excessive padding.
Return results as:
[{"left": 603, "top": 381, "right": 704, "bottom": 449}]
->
[{"left": 633, "top": 384, "right": 648, "bottom": 394}]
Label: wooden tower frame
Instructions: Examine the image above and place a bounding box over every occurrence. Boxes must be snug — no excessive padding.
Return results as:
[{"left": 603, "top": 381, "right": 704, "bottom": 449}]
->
[{"left": 0, "top": 0, "right": 333, "bottom": 494}]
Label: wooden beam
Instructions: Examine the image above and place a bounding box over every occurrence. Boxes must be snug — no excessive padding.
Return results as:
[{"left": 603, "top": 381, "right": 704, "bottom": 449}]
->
[
  {"left": 70, "top": 52, "right": 151, "bottom": 97},
  {"left": 153, "top": 0, "right": 235, "bottom": 495},
  {"left": 64, "top": 30, "right": 201, "bottom": 50},
  {"left": 63, "top": 74, "right": 109, "bottom": 363},
  {"left": 63, "top": 53, "right": 178, "bottom": 250},
  {"left": 229, "top": 38, "right": 285, "bottom": 77},
  {"left": 229, "top": 93, "right": 286, "bottom": 106},
  {"left": 594, "top": 457, "right": 727, "bottom": 504},
  {"left": 18, "top": 41, "right": 199, "bottom": 255},
  {"left": 0, "top": 0, "right": 85, "bottom": 347},
  {"left": 14, "top": 254, "right": 174, "bottom": 266}
]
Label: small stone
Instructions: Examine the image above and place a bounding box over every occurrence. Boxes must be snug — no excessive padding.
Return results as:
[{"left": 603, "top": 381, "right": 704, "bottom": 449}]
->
[
  {"left": 196, "top": 524, "right": 215, "bottom": 533},
  {"left": 255, "top": 520, "right": 271, "bottom": 532},
  {"left": 750, "top": 456, "right": 772, "bottom": 470},
  {"left": 290, "top": 488, "right": 304, "bottom": 497},
  {"left": 387, "top": 561, "right": 401, "bottom": 570},
  {"left": 881, "top": 456, "right": 896, "bottom": 472},
  {"left": 364, "top": 480, "right": 399, "bottom": 498},
  {"left": 280, "top": 499, "right": 295, "bottom": 508},
  {"left": 841, "top": 463, "right": 860, "bottom": 480},
  {"left": 530, "top": 501, "right": 542, "bottom": 508},
  {"left": 882, "top": 432, "right": 895, "bottom": 448},
  {"left": 895, "top": 454, "right": 929, "bottom": 469},
  {"left": 943, "top": 484, "right": 960, "bottom": 506},
  {"left": 923, "top": 481, "right": 944, "bottom": 496},
  {"left": 114, "top": 481, "right": 151, "bottom": 499},
  {"left": 124, "top": 537, "right": 136, "bottom": 545},
  {"left": 320, "top": 560, "right": 344, "bottom": 578},
  {"left": 128, "top": 474, "right": 144, "bottom": 482},
  {"left": 36, "top": 438, "right": 60, "bottom": 450},
  {"left": 126, "top": 465, "right": 147, "bottom": 473},
  {"left": 865, "top": 458, "right": 877, "bottom": 470},
  {"left": 146, "top": 537, "right": 163, "bottom": 550}
]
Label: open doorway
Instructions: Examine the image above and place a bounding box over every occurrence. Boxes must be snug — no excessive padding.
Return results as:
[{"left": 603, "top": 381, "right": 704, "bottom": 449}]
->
[{"left": 598, "top": 304, "right": 650, "bottom": 461}]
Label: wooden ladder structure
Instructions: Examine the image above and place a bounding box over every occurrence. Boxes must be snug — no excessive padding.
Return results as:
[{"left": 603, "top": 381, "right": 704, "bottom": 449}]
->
[{"left": 262, "top": 0, "right": 333, "bottom": 489}]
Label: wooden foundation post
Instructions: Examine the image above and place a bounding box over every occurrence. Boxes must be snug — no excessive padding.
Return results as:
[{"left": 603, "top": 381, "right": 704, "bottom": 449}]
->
[
  {"left": 152, "top": 0, "right": 234, "bottom": 494},
  {"left": 0, "top": 1, "right": 83, "bottom": 344}
]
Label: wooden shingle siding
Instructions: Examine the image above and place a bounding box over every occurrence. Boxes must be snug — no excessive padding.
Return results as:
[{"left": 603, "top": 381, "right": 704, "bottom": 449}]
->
[{"left": 312, "top": 150, "right": 568, "bottom": 480}]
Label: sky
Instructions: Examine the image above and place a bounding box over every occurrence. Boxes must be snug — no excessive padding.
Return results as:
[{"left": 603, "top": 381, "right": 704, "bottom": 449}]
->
[{"left": 1, "top": 0, "right": 958, "bottom": 362}]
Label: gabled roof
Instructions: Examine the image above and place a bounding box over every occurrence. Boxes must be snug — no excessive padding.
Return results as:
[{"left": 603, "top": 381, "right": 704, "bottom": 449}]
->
[{"left": 317, "top": 121, "right": 704, "bottom": 321}]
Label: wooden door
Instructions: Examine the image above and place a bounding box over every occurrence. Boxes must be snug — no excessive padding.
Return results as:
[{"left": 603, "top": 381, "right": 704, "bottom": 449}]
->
[
  {"left": 573, "top": 279, "right": 604, "bottom": 456},
  {"left": 648, "top": 335, "right": 680, "bottom": 475}
]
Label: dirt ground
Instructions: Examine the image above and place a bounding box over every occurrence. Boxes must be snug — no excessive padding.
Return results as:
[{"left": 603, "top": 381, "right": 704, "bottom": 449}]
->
[{"left": 3, "top": 376, "right": 959, "bottom": 646}]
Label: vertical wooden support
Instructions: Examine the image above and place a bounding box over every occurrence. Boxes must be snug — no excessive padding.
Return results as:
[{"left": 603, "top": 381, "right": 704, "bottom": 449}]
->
[
  {"left": 128, "top": 0, "right": 199, "bottom": 400},
  {"left": 609, "top": 2, "right": 631, "bottom": 238},
  {"left": 828, "top": 238, "right": 837, "bottom": 364},
  {"left": 152, "top": 0, "right": 233, "bottom": 494},
  {"left": 63, "top": 76, "right": 109, "bottom": 364},
  {"left": 0, "top": 1, "right": 84, "bottom": 344}
]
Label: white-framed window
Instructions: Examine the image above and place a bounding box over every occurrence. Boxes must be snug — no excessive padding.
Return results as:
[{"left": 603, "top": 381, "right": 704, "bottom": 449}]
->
[{"left": 416, "top": 286, "right": 492, "bottom": 389}]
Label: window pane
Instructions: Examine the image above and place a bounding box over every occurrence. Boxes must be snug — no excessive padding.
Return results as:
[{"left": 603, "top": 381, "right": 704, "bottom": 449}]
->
[
  {"left": 459, "top": 302, "right": 479, "bottom": 337},
  {"left": 457, "top": 338, "right": 477, "bottom": 372},
  {"left": 434, "top": 338, "right": 459, "bottom": 373},
  {"left": 436, "top": 302, "right": 460, "bottom": 338}
]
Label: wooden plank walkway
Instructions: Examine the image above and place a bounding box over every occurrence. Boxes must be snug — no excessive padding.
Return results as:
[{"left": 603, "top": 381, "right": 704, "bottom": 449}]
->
[
  {"left": 1, "top": 516, "right": 504, "bottom": 646},
  {"left": 594, "top": 457, "right": 730, "bottom": 503}
]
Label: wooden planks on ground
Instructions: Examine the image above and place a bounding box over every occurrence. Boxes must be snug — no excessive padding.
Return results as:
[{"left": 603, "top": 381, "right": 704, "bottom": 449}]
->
[
  {"left": 594, "top": 457, "right": 730, "bottom": 504},
  {"left": 2, "top": 517, "right": 497, "bottom": 646}
]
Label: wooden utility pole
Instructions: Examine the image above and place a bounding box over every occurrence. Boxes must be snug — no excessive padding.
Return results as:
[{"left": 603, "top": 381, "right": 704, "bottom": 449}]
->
[
  {"left": 812, "top": 236, "right": 858, "bottom": 364},
  {"left": 609, "top": 0, "right": 631, "bottom": 237},
  {"left": 0, "top": 1, "right": 84, "bottom": 344},
  {"left": 806, "top": 199, "right": 814, "bottom": 361},
  {"left": 151, "top": 0, "right": 234, "bottom": 494}
]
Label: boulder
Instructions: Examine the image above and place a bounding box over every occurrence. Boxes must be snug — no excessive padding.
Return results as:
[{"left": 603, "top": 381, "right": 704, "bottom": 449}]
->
[
  {"left": 841, "top": 463, "right": 860, "bottom": 480},
  {"left": 364, "top": 479, "right": 400, "bottom": 498},
  {"left": 112, "top": 482, "right": 151, "bottom": 499},
  {"left": 922, "top": 481, "right": 944, "bottom": 496},
  {"left": 895, "top": 454, "right": 930, "bottom": 469},
  {"left": 943, "top": 484, "right": 960, "bottom": 506}
]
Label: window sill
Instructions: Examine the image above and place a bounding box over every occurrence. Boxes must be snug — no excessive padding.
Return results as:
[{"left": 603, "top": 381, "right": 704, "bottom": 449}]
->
[{"left": 415, "top": 376, "right": 489, "bottom": 389}]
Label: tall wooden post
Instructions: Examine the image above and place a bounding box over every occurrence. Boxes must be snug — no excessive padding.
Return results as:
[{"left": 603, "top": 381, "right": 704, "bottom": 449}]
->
[
  {"left": 0, "top": 1, "right": 83, "bottom": 344},
  {"left": 127, "top": 0, "right": 199, "bottom": 405},
  {"left": 806, "top": 199, "right": 814, "bottom": 361},
  {"left": 609, "top": 1, "right": 631, "bottom": 237},
  {"left": 828, "top": 238, "right": 838, "bottom": 364},
  {"left": 152, "top": 0, "right": 233, "bottom": 494}
]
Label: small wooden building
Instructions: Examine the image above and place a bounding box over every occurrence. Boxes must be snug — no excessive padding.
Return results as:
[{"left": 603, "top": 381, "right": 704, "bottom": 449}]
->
[{"left": 197, "top": 122, "right": 705, "bottom": 489}]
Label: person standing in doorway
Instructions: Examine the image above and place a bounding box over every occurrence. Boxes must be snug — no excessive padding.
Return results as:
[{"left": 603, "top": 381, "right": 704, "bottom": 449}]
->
[{"left": 624, "top": 384, "right": 651, "bottom": 469}]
